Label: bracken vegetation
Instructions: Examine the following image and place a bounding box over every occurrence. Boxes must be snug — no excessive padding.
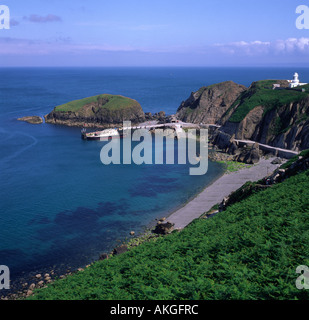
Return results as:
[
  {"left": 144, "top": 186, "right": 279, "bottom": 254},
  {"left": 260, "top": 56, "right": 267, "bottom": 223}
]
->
[{"left": 29, "top": 165, "right": 309, "bottom": 300}]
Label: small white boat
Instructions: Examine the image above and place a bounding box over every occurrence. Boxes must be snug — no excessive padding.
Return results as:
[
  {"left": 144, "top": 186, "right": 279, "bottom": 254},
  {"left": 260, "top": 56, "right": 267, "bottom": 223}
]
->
[{"left": 81, "top": 128, "right": 124, "bottom": 140}]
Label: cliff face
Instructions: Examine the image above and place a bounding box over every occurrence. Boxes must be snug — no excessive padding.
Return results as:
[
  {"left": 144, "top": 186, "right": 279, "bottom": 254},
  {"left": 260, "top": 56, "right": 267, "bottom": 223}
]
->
[
  {"left": 180, "top": 79, "right": 309, "bottom": 152},
  {"left": 45, "top": 94, "right": 145, "bottom": 128},
  {"left": 176, "top": 81, "right": 247, "bottom": 124},
  {"left": 220, "top": 98, "right": 309, "bottom": 151},
  {"left": 219, "top": 81, "right": 309, "bottom": 151}
]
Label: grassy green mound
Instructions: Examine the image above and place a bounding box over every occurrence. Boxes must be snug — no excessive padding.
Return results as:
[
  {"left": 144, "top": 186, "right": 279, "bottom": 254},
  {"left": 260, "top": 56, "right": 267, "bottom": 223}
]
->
[
  {"left": 55, "top": 94, "right": 139, "bottom": 112},
  {"left": 228, "top": 80, "right": 309, "bottom": 123},
  {"left": 29, "top": 168, "right": 309, "bottom": 300}
]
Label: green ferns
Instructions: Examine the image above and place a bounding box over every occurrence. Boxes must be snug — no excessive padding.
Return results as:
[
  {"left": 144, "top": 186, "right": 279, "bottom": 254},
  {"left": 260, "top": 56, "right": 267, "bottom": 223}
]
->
[{"left": 30, "top": 170, "right": 309, "bottom": 300}]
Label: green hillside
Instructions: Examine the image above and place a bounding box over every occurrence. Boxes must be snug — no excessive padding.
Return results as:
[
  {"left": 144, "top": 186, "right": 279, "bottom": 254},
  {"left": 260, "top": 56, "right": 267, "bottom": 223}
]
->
[
  {"left": 228, "top": 80, "right": 309, "bottom": 123},
  {"left": 28, "top": 161, "right": 309, "bottom": 300},
  {"left": 55, "top": 94, "right": 139, "bottom": 112}
]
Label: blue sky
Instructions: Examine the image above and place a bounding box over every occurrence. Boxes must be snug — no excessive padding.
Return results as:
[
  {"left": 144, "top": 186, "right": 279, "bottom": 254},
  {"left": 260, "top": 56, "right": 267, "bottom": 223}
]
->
[{"left": 1, "top": 0, "right": 309, "bottom": 66}]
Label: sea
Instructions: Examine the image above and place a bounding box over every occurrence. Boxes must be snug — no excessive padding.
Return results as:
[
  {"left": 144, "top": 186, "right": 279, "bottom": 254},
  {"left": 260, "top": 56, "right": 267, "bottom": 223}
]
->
[{"left": 1, "top": 66, "right": 309, "bottom": 295}]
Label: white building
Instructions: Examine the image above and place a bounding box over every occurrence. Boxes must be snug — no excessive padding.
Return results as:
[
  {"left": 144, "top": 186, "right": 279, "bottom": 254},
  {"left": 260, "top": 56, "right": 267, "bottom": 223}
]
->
[{"left": 287, "top": 72, "right": 307, "bottom": 88}]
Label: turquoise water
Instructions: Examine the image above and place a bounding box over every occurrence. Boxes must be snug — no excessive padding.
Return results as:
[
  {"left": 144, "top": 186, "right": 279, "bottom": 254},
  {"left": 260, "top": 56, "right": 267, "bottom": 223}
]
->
[{"left": 1, "top": 67, "right": 309, "bottom": 289}]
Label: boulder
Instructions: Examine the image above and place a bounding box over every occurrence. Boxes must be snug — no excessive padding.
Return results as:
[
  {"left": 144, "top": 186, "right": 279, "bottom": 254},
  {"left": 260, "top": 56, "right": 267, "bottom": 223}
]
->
[
  {"left": 236, "top": 143, "right": 260, "bottom": 164},
  {"left": 153, "top": 221, "right": 175, "bottom": 235},
  {"left": 112, "top": 245, "right": 128, "bottom": 256},
  {"left": 26, "top": 290, "right": 33, "bottom": 297},
  {"left": 99, "top": 253, "right": 109, "bottom": 260},
  {"left": 29, "top": 283, "right": 36, "bottom": 290},
  {"left": 271, "top": 158, "right": 282, "bottom": 164}
]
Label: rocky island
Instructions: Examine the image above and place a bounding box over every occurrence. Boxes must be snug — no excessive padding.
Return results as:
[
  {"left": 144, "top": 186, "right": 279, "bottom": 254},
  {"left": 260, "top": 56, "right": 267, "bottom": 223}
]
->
[
  {"left": 45, "top": 94, "right": 145, "bottom": 128},
  {"left": 19, "top": 79, "right": 309, "bottom": 154}
]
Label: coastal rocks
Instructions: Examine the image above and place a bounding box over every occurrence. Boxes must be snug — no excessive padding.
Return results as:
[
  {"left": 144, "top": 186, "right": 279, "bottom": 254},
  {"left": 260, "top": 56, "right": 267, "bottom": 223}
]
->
[
  {"left": 218, "top": 82, "right": 309, "bottom": 152},
  {"left": 212, "top": 131, "right": 234, "bottom": 152},
  {"left": 153, "top": 221, "right": 175, "bottom": 235},
  {"left": 236, "top": 142, "right": 261, "bottom": 164},
  {"left": 99, "top": 253, "right": 109, "bottom": 260},
  {"left": 17, "top": 116, "right": 43, "bottom": 124},
  {"left": 29, "top": 283, "right": 36, "bottom": 290},
  {"left": 210, "top": 133, "right": 261, "bottom": 164},
  {"left": 176, "top": 81, "right": 247, "bottom": 125},
  {"left": 112, "top": 245, "right": 128, "bottom": 256},
  {"left": 26, "top": 290, "right": 33, "bottom": 297},
  {"left": 208, "top": 151, "right": 235, "bottom": 162},
  {"left": 145, "top": 111, "right": 168, "bottom": 123},
  {"left": 271, "top": 158, "right": 282, "bottom": 165},
  {"left": 177, "top": 78, "right": 309, "bottom": 152},
  {"left": 261, "top": 152, "right": 309, "bottom": 185}
]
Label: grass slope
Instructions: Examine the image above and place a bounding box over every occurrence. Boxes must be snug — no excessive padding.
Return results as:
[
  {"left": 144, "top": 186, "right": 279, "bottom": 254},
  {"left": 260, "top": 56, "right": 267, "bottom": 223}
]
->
[
  {"left": 29, "top": 170, "right": 309, "bottom": 300},
  {"left": 55, "top": 94, "right": 138, "bottom": 112},
  {"left": 228, "top": 80, "right": 309, "bottom": 123}
]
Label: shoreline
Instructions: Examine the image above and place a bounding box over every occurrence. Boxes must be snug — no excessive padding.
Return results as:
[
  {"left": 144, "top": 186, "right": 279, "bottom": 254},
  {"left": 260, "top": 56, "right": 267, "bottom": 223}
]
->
[{"left": 1, "top": 155, "right": 281, "bottom": 300}]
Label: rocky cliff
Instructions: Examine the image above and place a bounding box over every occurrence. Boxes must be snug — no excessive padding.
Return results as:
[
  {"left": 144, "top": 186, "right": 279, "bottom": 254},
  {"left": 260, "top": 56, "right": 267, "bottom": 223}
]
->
[
  {"left": 178, "top": 79, "right": 309, "bottom": 152},
  {"left": 45, "top": 94, "right": 145, "bottom": 128},
  {"left": 218, "top": 80, "right": 309, "bottom": 152},
  {"left": 176, "top": 81, "right": 247, "bottom": 124}
]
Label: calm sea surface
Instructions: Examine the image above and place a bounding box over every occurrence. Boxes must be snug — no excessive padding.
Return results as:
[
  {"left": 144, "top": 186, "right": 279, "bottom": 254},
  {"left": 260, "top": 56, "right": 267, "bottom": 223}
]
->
[{"left": 1, "top": 67, "right": 308, "bottom": 290}]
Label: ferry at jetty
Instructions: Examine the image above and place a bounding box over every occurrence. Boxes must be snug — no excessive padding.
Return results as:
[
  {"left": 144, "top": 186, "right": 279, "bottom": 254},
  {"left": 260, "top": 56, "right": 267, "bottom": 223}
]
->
[{"left": 81, "top": 128, "right": 125, "bottom": 140}]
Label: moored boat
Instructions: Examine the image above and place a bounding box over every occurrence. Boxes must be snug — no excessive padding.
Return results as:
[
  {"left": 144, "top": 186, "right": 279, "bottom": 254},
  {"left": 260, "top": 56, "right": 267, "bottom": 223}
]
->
[{"left": 81, "top": 128, "right": 124, "bottom": 140}]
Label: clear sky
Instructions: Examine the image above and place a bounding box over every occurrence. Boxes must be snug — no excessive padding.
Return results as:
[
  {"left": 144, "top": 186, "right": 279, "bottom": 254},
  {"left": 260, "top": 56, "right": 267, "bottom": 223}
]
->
[{"left": 1, "top": 0, "right": 309, "bottom": 66}]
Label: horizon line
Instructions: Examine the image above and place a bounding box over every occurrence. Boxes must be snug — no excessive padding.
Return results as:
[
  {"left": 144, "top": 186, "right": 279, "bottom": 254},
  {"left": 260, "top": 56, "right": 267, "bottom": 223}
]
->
[{"left": 1, "top": 65, "right": 309, "bottom": 68}]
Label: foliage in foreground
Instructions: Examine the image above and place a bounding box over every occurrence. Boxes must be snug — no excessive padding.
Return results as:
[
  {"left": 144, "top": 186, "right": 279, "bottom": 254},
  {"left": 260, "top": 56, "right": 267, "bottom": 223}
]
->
[{"left": 30, "top": 170, "right": 309, "bottom": 300}]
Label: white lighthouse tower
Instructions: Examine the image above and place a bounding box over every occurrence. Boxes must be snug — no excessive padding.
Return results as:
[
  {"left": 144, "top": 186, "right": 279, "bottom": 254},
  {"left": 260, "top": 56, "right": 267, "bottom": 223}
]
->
[
  {"left": 289, "top": 72, "right": 307, "bottom": 88},
  {"left": 292, "top": 72, "right": 299, "bottom": 87}
]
